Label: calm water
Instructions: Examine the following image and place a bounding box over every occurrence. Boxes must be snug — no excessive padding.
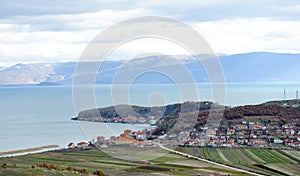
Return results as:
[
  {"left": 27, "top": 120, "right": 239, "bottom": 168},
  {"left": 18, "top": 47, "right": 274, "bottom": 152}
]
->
[{"left": 0, "top": 83, "right": 300, "bottom": 153}]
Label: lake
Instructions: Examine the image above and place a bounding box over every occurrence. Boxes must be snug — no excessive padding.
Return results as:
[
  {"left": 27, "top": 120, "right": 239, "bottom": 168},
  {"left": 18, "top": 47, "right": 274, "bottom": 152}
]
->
[{"left": 0, "top": 83, "right": 299, "bottom": 153}]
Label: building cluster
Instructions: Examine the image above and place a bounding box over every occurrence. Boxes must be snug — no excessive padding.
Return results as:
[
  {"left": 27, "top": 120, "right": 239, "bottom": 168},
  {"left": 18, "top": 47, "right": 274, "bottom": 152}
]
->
[
  {"left": 180, "top": 121, "right": 300, "bottom": 148},
  {"left": 67, "top": 142, "right": 89, "bottom": 149},
  {"left": 95, "top": 129, "right": 150, "bottom": 147},
  {"left": 68, "top": 129, "right": 156, "bottom": 149},
  {"left": 68, "top": 121, "right": 300, "bottom": 149},
  {"left": 86, "top": 115, "right": 157, "bottom": 125}
]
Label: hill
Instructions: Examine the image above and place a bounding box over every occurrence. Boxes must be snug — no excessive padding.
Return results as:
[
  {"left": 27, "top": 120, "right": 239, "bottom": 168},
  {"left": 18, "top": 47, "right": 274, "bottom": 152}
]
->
[
  {"left": 74, "top": 100, "right": 300, "bottom": 135},
  {"left": 1, "top": 52, "right": 300, "bottom": 85}
]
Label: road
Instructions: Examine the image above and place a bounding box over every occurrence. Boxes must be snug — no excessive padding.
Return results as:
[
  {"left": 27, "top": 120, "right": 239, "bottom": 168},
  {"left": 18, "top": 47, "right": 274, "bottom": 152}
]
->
[{"left": 158, "top": 144, "right": 265, "bottom": 176}]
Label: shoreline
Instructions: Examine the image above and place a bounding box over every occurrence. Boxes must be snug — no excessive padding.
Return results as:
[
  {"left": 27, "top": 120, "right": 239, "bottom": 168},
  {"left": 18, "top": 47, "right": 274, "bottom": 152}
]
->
[
  {"left": 75, "top": 119, "right": 156, "bottom": 126},
  {"left": 0, "top": 144, "right": 59, "bottom": 158}
]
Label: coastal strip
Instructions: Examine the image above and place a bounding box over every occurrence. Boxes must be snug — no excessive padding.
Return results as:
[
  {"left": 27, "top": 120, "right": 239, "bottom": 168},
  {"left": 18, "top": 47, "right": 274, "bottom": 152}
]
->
[{"left": 0, "top": 145, "right": 59, "bottom": 156}]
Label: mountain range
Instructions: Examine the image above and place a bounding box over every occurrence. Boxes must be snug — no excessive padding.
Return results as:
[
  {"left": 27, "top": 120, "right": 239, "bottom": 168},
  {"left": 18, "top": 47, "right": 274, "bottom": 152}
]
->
[{"left": 0, "top": 52, "right": 299, "bottom": 85}]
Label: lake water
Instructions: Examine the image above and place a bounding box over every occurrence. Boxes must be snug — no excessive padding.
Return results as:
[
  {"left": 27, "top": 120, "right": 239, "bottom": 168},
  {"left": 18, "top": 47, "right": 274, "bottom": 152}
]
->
[{"left": 1, "top": 83, "right": 300, "bottom": 153}]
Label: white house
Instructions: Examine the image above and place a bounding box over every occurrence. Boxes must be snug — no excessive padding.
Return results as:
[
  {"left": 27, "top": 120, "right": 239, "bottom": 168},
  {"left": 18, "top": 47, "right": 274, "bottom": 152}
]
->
[{"left": 273, "top": 138, "right": 283, "bottom": 144}]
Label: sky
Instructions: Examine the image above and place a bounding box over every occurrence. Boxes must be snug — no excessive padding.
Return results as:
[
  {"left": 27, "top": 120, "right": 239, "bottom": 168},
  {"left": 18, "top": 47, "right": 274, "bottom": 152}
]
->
[{"left": 1, "top": 0, "right": 300, "bottom": 66}]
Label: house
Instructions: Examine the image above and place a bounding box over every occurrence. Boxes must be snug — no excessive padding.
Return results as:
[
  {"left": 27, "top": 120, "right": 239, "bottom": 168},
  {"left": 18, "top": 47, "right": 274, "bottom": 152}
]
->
[
  {"left": 110, "top": 136, "right": 117, "bottom": 144},
  {"left": 250, "top": 134, "right": 257, "bottom": 139},
  {"left": 252, "top": 130, "right": 263, "bottom": 135},
  {"left": 207, "top": 140, "right": 215, "bottom": 146},
  {"left": 248, "top": 139, "right": 266, "bottom": 145},
  {"left": 124, "top": 129, "right": 132, "bottom": 136},
  {"left": 136, "top": 131, "right": 147, "bottom": 141},
  {"left": 284, "top": 128, "right": 295, "bottom": 135},
  {"left": 282, "top": 124, "right": 294, "bottom": 129},
  {"left": 284, "top": 139, "right": 293, "bottom": 146},
  {"left": 115, "top": 137, "right": 137, "bottom": 145},
  {"left": 120, "top": 134, "right": 127, "bottom": 138},
  {"left": 67, "top": 142, "right": 75, "bottom": 149},
  {"left": 227, "top": 139, "right": 235, "bottom": 145},
  {"left": 271, "top": 125, "right": 279, "bottom": 130},
  {"left": 227, "top": 129, "right": 235, "bottom": 136},
  {"left": 297, "top": 136, "right": 300, "bottom": 142},
  {"left": 178, "top": 131, "right": 190, "bottom": 141},
  {"left": 77, "top": 142, "right": 88, "bottom": 149},
  {"left": 139, "top": 160, "right": 152, "bottom": 164},
  {"left": 218, "top": 136, "right": 226, "bottom": 143},
  {"left": 97, "top": 136, "right": 105, "bottom": 144},
  {"left": 206, "top": 129, "right": 217, "bottom": 136},
  {"left": 291, "top": 142, "right": 300, "bottom": 148},
  {"left": 273, "top": 138, "right": 283, "bottom": 144},
  {"left": 250, "top": 124, "right": 265, "bottom": 130},
  {"left": 233, "top": 124, "right": 248, "bottom": 130},
  {"left": 249, "top": 122, "right": 255, "bottom": 125},
  {"left": 223, "top": 139, "right": 234, "bottom": 147},
  {"left": 238, "top": 139, "right": 248, "bottom": 145},
  {"left": 197, "top": 139, "right": 206, "bottom": 146}
]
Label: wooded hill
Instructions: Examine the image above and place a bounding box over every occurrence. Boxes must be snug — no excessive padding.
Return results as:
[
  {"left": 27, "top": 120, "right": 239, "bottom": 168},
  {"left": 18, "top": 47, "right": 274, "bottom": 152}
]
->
[{"left": 74, "top": 100, "right": 300, "bottom": 134}]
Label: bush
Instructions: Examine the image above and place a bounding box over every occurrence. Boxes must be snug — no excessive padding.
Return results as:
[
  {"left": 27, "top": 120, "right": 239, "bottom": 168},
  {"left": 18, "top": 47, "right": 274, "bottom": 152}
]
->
[
  {"left": 94, "top": 170, "right": 106, "bottom": 176},
  {"left": 81, "top": 168, "right": 88, "bottom": 174},
  {"left": 2, "top": 163, "right": 7, "bottom": 169},
  {"left": 66, "top": 166, "right": 72, "bottom": 171}
]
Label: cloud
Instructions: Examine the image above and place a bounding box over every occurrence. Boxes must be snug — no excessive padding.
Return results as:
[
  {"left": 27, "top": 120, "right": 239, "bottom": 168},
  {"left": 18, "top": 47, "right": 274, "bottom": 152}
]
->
[
  {"left": 126, "top": 0, "right": 300, "bottom": 21},
  {"left": 0, "top": 8, "right": 151, "bottom": 31},
  {"left": 0, "top": 8, "right": 153, "bottom": 66},
  {"left": 194, "top": 18, "right": 300, "bottom": 54},
  {"left": 2, "top": 0, "right": 300, "bottom": 21},
  {"left": 1, "top": 16, "right": 300, "bottom": 66},
  {"left": 1, "top": 1, "right": 300, "bottom": 66}
]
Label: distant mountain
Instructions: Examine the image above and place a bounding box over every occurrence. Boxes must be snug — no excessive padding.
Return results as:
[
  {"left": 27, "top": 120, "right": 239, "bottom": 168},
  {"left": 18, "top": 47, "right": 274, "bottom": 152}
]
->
[
  {"left": 0, "top": 52, "right": 300, "bottom": 85},
  {"left": 220, "top": 52, "right": 300, "bottom": 82}
]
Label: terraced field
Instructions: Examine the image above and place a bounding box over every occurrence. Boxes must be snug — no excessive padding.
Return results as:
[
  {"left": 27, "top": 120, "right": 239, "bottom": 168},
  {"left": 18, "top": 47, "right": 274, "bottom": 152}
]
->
[
  {"left": 0, "top": 147, "right": 255, "bottom": 176},
  {"left": 179, "top": 147, "right": 300, "bottom": 175}
]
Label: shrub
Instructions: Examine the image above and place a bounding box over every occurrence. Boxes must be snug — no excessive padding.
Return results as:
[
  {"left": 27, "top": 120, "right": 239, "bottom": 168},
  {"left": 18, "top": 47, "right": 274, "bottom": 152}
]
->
[
  {"left": 94, "top": 170, "right": 106, "bottom": 176},
  {"left": 2, "top": 163, "right": 7, "bottom": 169}
]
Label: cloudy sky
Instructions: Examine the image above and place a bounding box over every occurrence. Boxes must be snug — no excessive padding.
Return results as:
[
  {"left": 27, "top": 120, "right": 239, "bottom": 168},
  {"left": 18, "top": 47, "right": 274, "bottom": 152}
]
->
[{"left": 1, "top": 0, "right": 300, "bottom": 66}]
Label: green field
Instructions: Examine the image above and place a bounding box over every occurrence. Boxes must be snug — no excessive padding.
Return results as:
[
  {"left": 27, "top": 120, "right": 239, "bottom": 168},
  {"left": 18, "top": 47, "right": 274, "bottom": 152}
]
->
[
  {"left": 178, "top": 147, "right": 300, "bottom": 175},
  {"left": 0, "top": 146, "right": 255, "bottom": 176}
]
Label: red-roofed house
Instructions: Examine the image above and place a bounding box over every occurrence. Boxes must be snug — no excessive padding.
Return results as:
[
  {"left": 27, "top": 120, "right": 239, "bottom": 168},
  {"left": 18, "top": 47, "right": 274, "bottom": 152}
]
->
[
  {"left": 284, "top": 139, "right": 293, "bottom": 146},
  {"left": 227, "top": 129, "right": 235, "bottom": 136},
  {"left": 77, "top": 142, "right": 88, "bottom": 149},
  {"left": 67, "top": 142, "right": 75, "bottom": 149},
  {"left": 115, "top": 138, "right": 137, "bottom": 145},
  {"left": 110, "top": 136, "right": 117, "bottom": 144},
  {"left": 97, "top": 136, "right": 105, "bottom": 144},
  {"left": 291, "top": 142, "right": 300, "bottom": 148}
]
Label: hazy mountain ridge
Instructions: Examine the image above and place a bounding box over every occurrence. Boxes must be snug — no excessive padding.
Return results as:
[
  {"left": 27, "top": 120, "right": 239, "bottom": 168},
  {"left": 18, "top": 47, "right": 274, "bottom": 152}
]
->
[{"left": 0, "top": 52, "right": 300, "bottom": 85}]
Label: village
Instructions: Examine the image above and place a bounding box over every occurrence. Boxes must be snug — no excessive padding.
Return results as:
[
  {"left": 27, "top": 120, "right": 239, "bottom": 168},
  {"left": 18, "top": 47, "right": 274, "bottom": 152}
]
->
[{"left": 67, "top": 120, "right": 300, "bottom": 150}]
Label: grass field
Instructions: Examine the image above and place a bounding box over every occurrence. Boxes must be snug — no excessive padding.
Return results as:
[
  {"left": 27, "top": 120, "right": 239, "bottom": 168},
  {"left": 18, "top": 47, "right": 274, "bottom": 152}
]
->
[
  {"left": 179, "top": 147, "right": 300, "bottom": 175},
  {"left": 0, "top": 146, "right": 256, "bottom": 176}
]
